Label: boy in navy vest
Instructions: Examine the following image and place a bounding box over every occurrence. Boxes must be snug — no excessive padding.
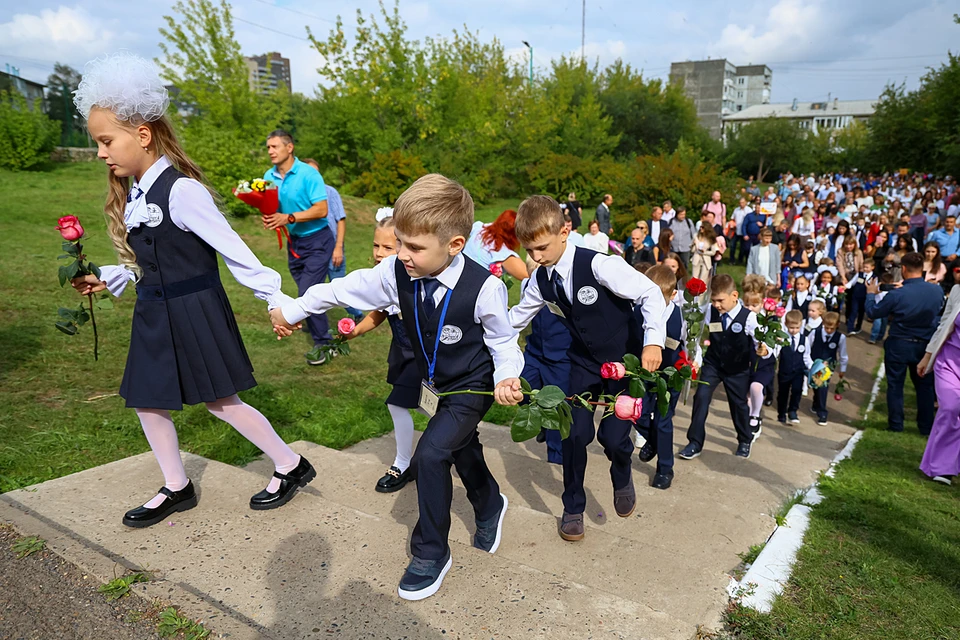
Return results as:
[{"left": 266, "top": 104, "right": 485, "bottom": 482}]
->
[
  {"left": 272, "top": 174, "right": 525, "bottom": 601},
  {"left": 777, "top": 310, "right": 807, "bottom": 425},
  {"left": 679, "top": 274, "right": 774, "bottom": 460},
  {"left": 520, "top": 258, "right": 573, "bottom": 465},
  {"left": 509, "top": 196, "right": 666, "bottom": 542},
  {"left": 803, "top": 311, "right": 848, "bottom": 425},
  {"left": 635, "top": 265, "right": 685, "bottom": 490}
]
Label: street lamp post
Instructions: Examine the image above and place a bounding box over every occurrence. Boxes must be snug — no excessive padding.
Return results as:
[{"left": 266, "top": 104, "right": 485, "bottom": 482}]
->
[{"left": 522, "top": 40, "right": 533, "bottom": 88}]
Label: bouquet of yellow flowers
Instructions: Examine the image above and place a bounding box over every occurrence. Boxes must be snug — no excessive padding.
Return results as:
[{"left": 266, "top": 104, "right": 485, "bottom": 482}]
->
[{"left": 808, "top": 359, "right": 834, "bottom": 389}]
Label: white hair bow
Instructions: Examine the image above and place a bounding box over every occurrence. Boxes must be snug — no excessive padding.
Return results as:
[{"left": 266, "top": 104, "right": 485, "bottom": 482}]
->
[{"left": 375, "top": 207, "right": 394, "bottom": 222}]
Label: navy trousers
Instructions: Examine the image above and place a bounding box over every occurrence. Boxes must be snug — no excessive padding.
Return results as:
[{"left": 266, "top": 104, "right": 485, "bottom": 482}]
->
[
  {"left": 846, "top": 283, "right": 866, "bottom": 332},
  {"left": 521, "top": 355, "right": 571, "bottom": 465},
  {"left": 562, "top": 363, "right": 633, "bottom": 515},
  {"left": 777, "top": 370, "right": 804, "bottom": 418},
  {"left": 812, "top": 385, "right": 830, "bottom": 422},
  {"left": 884, "top": 338, "right": 935, "bottom": 434},
  {"left": 686, "top": 362, "right": 752, "bottom": 447},
  {"left": 410, "top": 393, "right": 501, "bottom": 560},
  {"left": 288, "top": 227, "right": 334, "bottom": 346},
  {"left": 638, "top": 389, "right": 679, "bottom": 474}
]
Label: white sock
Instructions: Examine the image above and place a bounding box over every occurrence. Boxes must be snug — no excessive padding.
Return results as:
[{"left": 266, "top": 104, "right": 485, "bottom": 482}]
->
[
  {"left": 136, "top": 408, "right": 189, "bottom": 509},
  {"left": 388, "top": 404, "right": 415, "bottom": 473},
  {"left": 206, "top": 395, "right": 300, "bottom": 493},
  {"left": 749, "top": 382, "right": 765, "bottom": 419}
]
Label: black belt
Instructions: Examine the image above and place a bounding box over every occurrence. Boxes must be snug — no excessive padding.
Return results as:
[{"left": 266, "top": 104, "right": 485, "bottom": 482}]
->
[
  {"left": 137, "top": 271, "right": 220, "bottom": 301},
  {"left": 890, "top": 336, "right": 928, "bottom": 344}
]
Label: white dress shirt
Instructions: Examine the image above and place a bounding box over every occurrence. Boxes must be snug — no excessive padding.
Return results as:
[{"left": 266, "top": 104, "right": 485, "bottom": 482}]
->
[
  {"left": 281, "top": 253, "right": 523, "bottom": 384},
  {"left": 803, "top": 327, "right": 848, "bottom": 372},
  {"left": 693, "top": 301, "right": 772, "bottom": 363},
  {"left": 649, "top": 219, "right": 666, "bottom": 242},
  {"left": 99, "top": 156, "right": 292, "bottom": 309},
  {"left": 508, "top": 240, "right": 666, "bottom": 348},
  {"left": 758, "top": 244, "right": 771, "bottom": 276},
  {"left": 784, "top": 290, "right": 810, "bottom": 314}
]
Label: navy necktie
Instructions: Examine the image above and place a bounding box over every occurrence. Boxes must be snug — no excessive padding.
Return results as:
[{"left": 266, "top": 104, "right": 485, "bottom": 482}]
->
[
  {"left": 551, "top": 270, "right": 571, "bottom": 308},
  {"left": 127, "top": 186, "right": 144, "bottom": 203},
  {"left": 422, "top": 278, "right": 441, "bottom": 317},
  {"left": 721, "top": 312, "right": 730, "bottom": 330}
]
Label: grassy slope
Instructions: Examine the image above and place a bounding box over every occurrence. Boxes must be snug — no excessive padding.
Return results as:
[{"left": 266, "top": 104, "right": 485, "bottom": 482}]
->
[
  {"left": 0, "top": 164, "right": 523, "bottom": 492},
  {"left": 727, "top": 382, "right": 960, "bottom": 639}
]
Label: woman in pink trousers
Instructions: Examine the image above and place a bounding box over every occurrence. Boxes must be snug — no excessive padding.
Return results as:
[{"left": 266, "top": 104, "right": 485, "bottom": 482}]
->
[{"left": 917, "top": 288, "right": 960, "bottom": 485}]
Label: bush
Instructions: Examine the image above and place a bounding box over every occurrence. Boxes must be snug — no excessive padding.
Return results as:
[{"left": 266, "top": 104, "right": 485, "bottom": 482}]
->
[
  {"left": 0, "top": 91, "right": 60, "bottom": 170},
  {"left": 348, "top": 150, "right": 428, "bottom": 205},
  {"left": 526, "top": 153, "right": 626, "bottom": 204},
  {"left": 611, "top": 143, "right": 739, "bottom": 239}
]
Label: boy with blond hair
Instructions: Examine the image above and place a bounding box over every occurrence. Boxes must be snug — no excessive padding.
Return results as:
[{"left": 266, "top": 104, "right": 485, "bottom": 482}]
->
[
  {"left": 509, "top": 195, "right": 666, "bottom": 541},
  {"left": 804, "top": 311, "right": 848, "bottom": 426},
  {"left": 272, "top": 174, "right": 524, "bottom": 600}
]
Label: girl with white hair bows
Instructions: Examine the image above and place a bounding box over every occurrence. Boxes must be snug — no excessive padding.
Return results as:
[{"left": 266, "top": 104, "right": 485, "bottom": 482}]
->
[{"left": 69, "top": 53, "right": 315, "bottom": 528}]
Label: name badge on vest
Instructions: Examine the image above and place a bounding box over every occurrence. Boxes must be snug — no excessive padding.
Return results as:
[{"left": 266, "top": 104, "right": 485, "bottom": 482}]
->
[
  {"left": 545, "top": 300, "right": 566, "bottom": 318},
  {"left": 664, "top": 337, "right": 681, "bottom": 350},
  {"left": 419, "top": 380, "right": 440, "bottom": 418},
  {"left": 709, "top": 322, "right": 723, "bottom": 333}
]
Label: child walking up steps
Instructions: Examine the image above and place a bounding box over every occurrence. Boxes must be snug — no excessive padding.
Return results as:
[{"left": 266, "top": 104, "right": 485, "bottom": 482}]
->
[{"left": 70, "top": 53, "right": 313, "bottom": 528}]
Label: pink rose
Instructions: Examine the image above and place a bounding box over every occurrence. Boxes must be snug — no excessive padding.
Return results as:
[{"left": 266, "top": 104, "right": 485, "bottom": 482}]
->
[
  {"left": 489, "top": 262, "right": 504, "bottom": 278},
  {"left": 56, "top": 215, "right": 84, "bottom": 241},
  {"left": 763, "top": 298, "right": 778, "bottom": 312},
  {"left": 614, "top": 395, "right": 644, "bottom": 423},
  {"left": 337, "top": 317, "right": 356, "bottom": 336},
  {"left": 703, "top": 339, "right": 711, "bottom": 347},
  {"left": 838, "top": 286, "right": 846, "bottom": 294},
  {"left": 774, "top": 306, "right": 787, "bottom": 318},
  {"left": 600, "top": 362, "right": 626, "bottom": 380}
]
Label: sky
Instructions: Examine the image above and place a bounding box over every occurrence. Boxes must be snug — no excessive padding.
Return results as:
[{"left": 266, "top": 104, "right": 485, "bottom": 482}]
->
[{"left": 0, "top": 0, "right": 956, "bottom": 105}]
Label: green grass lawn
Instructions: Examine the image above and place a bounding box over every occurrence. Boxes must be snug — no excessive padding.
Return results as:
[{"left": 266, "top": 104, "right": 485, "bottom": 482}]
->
[
  {"left": 0, "top": 163, "right": 528, "bottom": 493},
  {"left": 726, "top": 381, "right": 960, "bottom": 639}
]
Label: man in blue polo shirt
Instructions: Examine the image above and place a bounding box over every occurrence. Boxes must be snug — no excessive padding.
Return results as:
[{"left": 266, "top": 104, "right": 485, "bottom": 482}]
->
[
  {"left": 263, "top": 129, "right": 333, "bottom": 364},
  {"left": 866, "top": 252, "right": 943, "bottom": 435}
]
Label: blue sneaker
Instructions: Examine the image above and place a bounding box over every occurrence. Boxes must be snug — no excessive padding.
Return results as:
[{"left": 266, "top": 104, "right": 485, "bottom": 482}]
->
[
  {"left": 678, "top": 443, "right": 702, "bottom": 460},
  {"left": 473, "top": 493, "right": 508, "bottom": 554},
  {"left": 398, "top": 551, "right": 452, "bottom": 601}
]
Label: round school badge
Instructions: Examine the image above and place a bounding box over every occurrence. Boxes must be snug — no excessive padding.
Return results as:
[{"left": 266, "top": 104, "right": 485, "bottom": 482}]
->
[
  {"left": 829, "top": 342, "right": 837, "bottom": 349},
  {"left": 577, "top": 286, "right": 599, "bottom": 305},
  {"left": 799, "top": 345, "right": 806, "bottom": 353},
  {"left": 731, "top": 322, "right": 744, "bottom": 334},
  {"left": 439, "top": 325, "right": 463, "bottom": 344},
  {"left": 144, "top": 203, "right": 164, "bottom": 228}
]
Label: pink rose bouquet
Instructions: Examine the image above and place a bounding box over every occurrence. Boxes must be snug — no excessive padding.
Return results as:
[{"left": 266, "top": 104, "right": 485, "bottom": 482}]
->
[
  {"left": 306, "top": 316, "right": 357, "bottom": 364},
  {"left": 600, "top": 362, "right": 626, "bottom": 380},
  {"left": 614, "top": 395, "right": 644, "bottom": 422}
]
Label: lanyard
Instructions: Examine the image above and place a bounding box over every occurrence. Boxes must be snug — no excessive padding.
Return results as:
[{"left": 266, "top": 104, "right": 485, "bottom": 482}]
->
[{"left": 413, "top": 280, "right": 452, "bottom": 385}]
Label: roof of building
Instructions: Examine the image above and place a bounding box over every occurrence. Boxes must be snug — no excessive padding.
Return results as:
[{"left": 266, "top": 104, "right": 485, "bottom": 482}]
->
[
  {"left": 0, "top": 70, "right": 45, "bottom": 89},
  {"left": 724, "top": 99, "right": 875, "bottom": 121}
]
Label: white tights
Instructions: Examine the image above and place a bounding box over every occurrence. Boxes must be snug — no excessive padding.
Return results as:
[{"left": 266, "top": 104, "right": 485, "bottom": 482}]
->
[
  {"left": 136, "top": 395, "right": 299, "bottom": 508},
  {"left": 387, "top": 404, "right": 415, "bottom": 473},
  {"left": 748, "top": 382, "right": 765, "bottom": 419}
]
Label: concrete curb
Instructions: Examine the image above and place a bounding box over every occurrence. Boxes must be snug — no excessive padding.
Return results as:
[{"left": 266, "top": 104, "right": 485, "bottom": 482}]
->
[{"left": 726, "top": 361, "right": 882, "bottom": 613}]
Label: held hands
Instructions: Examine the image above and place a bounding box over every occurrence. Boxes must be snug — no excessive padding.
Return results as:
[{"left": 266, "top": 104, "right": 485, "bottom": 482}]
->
[
  {"left": 641, "top": 345, "right": 662, "bottom": 372},
  {"left": 269, "top": 308, "right": 301, "bottom": 339},
  {"left": 494, "top": 378, "right": 524, "bottom": 406},
  {"left": 71, "top": 274, "right": 107, "bottom": 296}
]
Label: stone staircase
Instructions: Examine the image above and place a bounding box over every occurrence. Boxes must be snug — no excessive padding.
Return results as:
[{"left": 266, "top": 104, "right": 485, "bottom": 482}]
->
[{"left": 0, "top": 408, "right": 857, "bottom": 640}]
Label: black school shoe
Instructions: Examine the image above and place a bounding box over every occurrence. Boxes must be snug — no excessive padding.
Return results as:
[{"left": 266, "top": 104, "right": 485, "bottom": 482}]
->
[
  {"left": 637, "top": 442, "right": 656, "bottom": 463},
  {"left": 651, "top": 471, "right": 673, "bottom": 490},
  {"left": 736, "top": 442, "right": 752, "bottom": 458},
  {"left": 376, "top": 466, "right": 412, "bottom": 493},
  {"left": 250, "top": 456, "right": 316, "bottom": 510},
  {"left": 750, "top": 417, "right": 763, "bottom": 441},
  {"left": 474, "top": 493, "right": 508, "bottom": 553},
  {"left": 398, "top": 551, "right": 452, "bottom": 601},
  {"left": 123, "top": 481, "right": 198, "bottom": 529},
  {"left": 678, "top": 443, "right": 702, "bottom": 460}
]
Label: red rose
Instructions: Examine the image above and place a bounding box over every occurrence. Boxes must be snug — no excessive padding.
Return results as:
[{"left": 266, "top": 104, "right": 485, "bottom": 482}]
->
[
  {"left": 614, "top": 395, "right": 644, "bottom": 422},
  {"left": 834, "top": 394, "right": 842, "bottom": 402},
  {"left": 685, "top": 278, "right": 707, "bottom": 297},
  {"left": 600, "top": 362, "right": 626, "bottom": 380},
  {"left": 337, "top": 317, "right": 357, "bottom": 336},
  {"left": 489, "top": 262, "right": 504, "bottom": 278},
  {"left": 56, "top": 215, "right": 84, "bottom": 241}
]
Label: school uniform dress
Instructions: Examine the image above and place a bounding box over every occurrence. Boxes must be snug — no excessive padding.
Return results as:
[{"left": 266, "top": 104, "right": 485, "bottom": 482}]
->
[
  {"left": 750, "top": 333, "right": 777, "bottom": 392},
  {"left": 785, "top": 290, "right": 812, "bottom": 321},
  {"left": 815, "top": 283, "right": 841, "bottom": 313},
  {"left": 99, "top": 156, "right": 291, "bottom": 410},
  {"left": 519, "top": 279, "right": 573, "bottom": 465},
  {"left": 385, "top": 310, "right": 420, "bottom": 409},
  {"left": 641, "top": 302, "right": 685, "bottom": 475},
  {"left": 509, "top": 242, "right": 666, "bottom": 516},
  {"left": 777, "top": 332, "right": 806, "bottom": 419},
  {"left": 803, "top": 328, "right": 849, "bottom": 423},
  {"left": 686, "top": 303, "right": 771, "bottom": 449},
  {"left": 281, "top": 253, "right": 523, "bottom": 562}
]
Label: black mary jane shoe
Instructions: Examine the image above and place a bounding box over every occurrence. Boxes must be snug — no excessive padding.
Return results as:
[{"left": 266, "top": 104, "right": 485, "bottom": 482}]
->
[
  {"left": 249, "top": 456, "right": 316, "bottom": 511},
  {"left": 376, "top": 466, "right": 412, "bottom": 493},
  {"left": 122, "top": 481, "right": 198, "bottom": 529}
]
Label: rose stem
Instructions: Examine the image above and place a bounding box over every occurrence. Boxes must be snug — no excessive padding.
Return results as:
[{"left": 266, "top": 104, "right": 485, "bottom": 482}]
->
[{"left": 87, "top": 293, "right": 98, "bottom": 361}]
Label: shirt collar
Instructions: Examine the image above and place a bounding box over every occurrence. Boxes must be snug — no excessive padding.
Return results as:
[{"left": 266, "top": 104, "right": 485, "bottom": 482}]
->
[
  {"left": 411, "top": 253, "right": 464, "bottom": 291},
  {"left": 548, "top": 238, "right": 577, "bottom": 279},
  {"left": 269, "top": 157, "right": 301, "bottom": 180},
  {"left": 133, "top": 155, "right": 171, "bottom": 195},
  {"left": 725, "top": 302, "right": 742, "bottom": 317}
]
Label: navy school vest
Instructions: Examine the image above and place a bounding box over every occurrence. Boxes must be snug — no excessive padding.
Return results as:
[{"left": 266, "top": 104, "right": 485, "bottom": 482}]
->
[
  {"left": 535, "top": 247, "right": 640, "bottom": 370},
  {"left": 778, "top": 332, "right": 806, "bottom": 377},
  {"left": 394, "top": 257, "right": 495, "bottom": 393},
  {"left": 704, "top": 304, "right": 753, "bottom": 373},
  {"left": 660, "top": 304, "right": 684, "bottom": 370},
  {"left": 792, "top": 292, "right": 811, "bottom": 319},
  {"left": 811, "top": 328, "right": 841, "bottom": 362}
]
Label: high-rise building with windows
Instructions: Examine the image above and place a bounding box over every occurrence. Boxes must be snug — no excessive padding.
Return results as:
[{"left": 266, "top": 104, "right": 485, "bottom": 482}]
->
[
  {"left": 669, "top": 59, "right": 772, "bottom": 140},
  {"left": 245, "top": 52, "right": 291, "bottom": 94}
]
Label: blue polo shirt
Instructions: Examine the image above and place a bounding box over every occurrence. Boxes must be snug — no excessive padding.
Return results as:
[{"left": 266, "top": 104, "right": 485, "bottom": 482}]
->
[
  {"left": 865, "top": 277, "right": 943, "bottom": 342},
  {"left": 264, "top": 158, "right": 328, "bottom": 237},
  {"left": 928, "top": 227, "right": 960, "bottom": 257}
]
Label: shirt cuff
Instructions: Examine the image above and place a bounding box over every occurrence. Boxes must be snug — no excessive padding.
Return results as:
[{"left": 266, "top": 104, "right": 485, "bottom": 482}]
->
[
  {"left": 99, "top": 265, "right": 135, "bottom": 297},
  {"left": 281, "top": 299, "right": 310, "bottom": 326},
  {"left": 266, "top": 290, "right": 295, "bottom": 311},
  {"left": 493, "top": 363, "right": 522, "bottom": 386},
  {"left": 643, "top": 330, "right": 665, "bottom": 348}
]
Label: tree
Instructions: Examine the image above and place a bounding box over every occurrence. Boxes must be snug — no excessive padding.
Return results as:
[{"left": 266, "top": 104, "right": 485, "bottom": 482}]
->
[
  {"left": 0, "top": 90, "right": 60, "bottom": 170},
  {"left": 724, "top": 117, "right": 812, "bottom": 182},
  {"left": 45, "top": 63, "right": 84, "bottom": 146}
]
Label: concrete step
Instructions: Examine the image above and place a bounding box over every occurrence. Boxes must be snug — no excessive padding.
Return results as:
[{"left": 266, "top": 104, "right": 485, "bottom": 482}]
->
[{"left": 2, "top": 449, "right": 690, "bottom": 639}]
